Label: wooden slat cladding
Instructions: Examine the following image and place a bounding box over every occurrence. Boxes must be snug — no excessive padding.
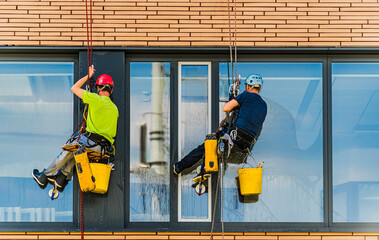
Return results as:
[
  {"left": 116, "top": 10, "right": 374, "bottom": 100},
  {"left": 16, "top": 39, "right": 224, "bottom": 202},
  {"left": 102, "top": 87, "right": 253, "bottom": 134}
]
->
[
  {"left": 0, "top": 1, "right": 379, "bottom": 47},
  {"left": 0, "top": 232, "right": 378, "bottom": 240}
]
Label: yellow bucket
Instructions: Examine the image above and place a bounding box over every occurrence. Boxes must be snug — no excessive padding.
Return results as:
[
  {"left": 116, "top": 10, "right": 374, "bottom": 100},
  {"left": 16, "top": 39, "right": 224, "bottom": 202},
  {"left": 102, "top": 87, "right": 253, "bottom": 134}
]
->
[
  {"left": 204, "top": 139, "right": 218, "bottom": 172},
  {"left": 238, "top": 168, "right": 263, "bottom": 196},
  {"left": 90, "top": 163, "right": 112, "bottom": 194}
]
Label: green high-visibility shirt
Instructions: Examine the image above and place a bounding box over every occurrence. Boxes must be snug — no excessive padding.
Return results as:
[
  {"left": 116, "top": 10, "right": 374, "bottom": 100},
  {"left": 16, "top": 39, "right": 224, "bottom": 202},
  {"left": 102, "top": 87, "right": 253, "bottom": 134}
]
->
[{"left": 82, "top": 90, "right": 119, "bottom": 145}]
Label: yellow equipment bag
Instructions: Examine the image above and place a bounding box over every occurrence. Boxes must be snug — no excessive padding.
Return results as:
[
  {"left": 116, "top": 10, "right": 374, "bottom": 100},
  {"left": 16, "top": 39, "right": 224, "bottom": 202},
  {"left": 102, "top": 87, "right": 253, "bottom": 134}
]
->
[
  {"left": 74, "top": 148, "right": 96, "bottom": 192},
  {"left": 90, "top": 163, "right": 112, "bottom": 194},
  {"left": 204, "top": 139, "right": 218, "bottom": 172},
  {"left": 238, "top": 167, "right": 263, "bottom": 196}
]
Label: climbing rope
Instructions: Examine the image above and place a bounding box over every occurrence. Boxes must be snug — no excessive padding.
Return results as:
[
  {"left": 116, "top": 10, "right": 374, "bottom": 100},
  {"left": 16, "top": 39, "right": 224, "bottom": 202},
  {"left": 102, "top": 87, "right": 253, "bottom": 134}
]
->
[
  {"left": 80, "top": 190, "right": 84, "bottom": 240},
  {"left": 233, "top": 0, "right": 237, "bottom": 79},
  {"left": 210, "top": 167, "right": 220, "bottom": 240},
  {"left": 209, "top": 137, "right": 227, "bottom": 240},
  {"left": 221, "top": 155, "right": 225, "bottom": 239},
  {"left": 85, "top": 0, "right": 93, "bottom": 81},
  {"left": 79, "top": 0, "right": 94, "bottom": 239},
  {"left": 210, "top": 0, "right": 239, "bottom": 237},
  {"left": 227, "top": 0, "right": 233, "bottom": 84},
  {"left": 215, "top": 112, "right": 230, "bottom": 134},
  {"left": 227, "top": 0, "right": 238, "bottom": 85}
]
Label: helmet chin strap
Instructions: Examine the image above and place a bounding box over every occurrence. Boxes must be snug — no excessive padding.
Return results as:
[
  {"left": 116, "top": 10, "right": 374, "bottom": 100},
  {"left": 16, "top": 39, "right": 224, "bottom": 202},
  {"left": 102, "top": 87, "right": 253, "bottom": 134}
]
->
[
  {"left": 247, "top": 85, "right": 261, "bottom": 93},
  {"left": 99, "top": 85, "right": 107, "bottom": 92},
  {"left": 97, "top": 84, "right": 112, "bottom": 92},
  {"left": 97, "top": 85, "right": 113, "bottom": 97}
]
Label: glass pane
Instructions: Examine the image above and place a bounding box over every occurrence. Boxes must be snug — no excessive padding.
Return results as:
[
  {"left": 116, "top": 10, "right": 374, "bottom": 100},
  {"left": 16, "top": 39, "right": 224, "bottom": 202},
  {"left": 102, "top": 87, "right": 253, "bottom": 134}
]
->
[
  {"left": 219, "top": 62, "right": 323, "bottom": 222},
  {"left": 130, "top": 62, "right": 170, "bottom": 222},
  {"left": 332, "top": 63, "right": 379, "bottom": 222},
  {"left": 0, "top": 62, "right": 74, "bottom": 222},
  {"left": 179, "top": 64, "right": 210, "bottom": 221}
]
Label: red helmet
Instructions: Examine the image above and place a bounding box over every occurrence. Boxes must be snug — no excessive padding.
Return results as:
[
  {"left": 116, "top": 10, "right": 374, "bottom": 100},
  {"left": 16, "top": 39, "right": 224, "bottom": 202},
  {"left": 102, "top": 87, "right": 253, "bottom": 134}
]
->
[{"left": 96, "top": 74, "right": 114, "bottom": 87}]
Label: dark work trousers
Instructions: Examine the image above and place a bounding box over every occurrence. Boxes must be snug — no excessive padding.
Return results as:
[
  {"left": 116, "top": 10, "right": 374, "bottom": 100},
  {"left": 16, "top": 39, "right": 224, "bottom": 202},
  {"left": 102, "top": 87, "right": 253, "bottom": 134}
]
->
[{"left": 175, "top": 125, "right": 254, "bottom": 174}]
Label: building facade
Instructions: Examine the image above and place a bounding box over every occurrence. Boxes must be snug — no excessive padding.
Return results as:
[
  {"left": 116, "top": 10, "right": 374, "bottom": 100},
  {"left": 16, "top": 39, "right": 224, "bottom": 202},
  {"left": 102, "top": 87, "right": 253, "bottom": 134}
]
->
[{"left": 1, "top": 1, "right": 379, "bottom": 239}]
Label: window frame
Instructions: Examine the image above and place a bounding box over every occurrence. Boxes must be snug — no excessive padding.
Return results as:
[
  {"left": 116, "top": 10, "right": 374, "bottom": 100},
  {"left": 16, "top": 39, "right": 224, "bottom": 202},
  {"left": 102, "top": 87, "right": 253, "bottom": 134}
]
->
[
  {"left": 128, "top": 61, "right": 172, "bottom": 223},
  {"left": 177, "top": 61, "right": 212, "bottom": 222},
  {"left": 125, "top": 54, "right": 379, "bottom": 232},
  {"left": 2, "top": 50, "right": 379, "bottom": 232},
  {"left": 0, "top": 54, "right": 79, "bottom": 230},
  {"left": 328, "top": 56, "right": 379, "bottom": 230},
  {"left": 125, "top": 54, "right": 330, "bottom": 232}
]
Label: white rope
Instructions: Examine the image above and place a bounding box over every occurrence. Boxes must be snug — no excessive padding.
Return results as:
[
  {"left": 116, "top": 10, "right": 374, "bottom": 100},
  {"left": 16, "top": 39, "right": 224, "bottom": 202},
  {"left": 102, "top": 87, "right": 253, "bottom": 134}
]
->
[{"left": 221, "top": 155, "right": 225, "bottom": 240}]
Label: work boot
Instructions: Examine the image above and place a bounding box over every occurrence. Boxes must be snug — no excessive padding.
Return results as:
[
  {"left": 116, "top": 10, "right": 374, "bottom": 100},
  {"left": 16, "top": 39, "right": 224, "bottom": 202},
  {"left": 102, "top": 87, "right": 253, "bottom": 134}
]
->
[
  {"left": 173, "top": 163, "right": 181, "bottom": 175},
  {"left": 192, "top": 166, "right": 211, "bottom": 183},
  {"left": 32, "top": 169, "right": 48, "bottom": 189},
  {"left": 46, "top": 175, "right": 56, "bottom": 184},
  {"left": 53, "top": 172, "right": 69, "bottom": 192}
]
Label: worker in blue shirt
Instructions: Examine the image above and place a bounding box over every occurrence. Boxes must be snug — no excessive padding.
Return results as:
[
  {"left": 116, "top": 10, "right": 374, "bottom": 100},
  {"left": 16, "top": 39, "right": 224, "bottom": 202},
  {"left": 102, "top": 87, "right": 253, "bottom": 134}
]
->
[{"left": 173, "top": 73, "right": 267, "bottom": 181}]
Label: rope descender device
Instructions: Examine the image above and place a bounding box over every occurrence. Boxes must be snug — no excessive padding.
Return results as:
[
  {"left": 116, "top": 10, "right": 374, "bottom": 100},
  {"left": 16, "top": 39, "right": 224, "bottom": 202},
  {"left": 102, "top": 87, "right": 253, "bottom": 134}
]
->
[{"left": 228, "top": 74, "right": 241, "bottom": 100}]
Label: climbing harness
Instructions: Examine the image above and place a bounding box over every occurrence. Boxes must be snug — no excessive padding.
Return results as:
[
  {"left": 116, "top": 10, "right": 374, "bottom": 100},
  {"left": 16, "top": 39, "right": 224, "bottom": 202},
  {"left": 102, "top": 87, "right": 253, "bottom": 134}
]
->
[{"left": 84, "top": 131, "right": 115, "bottom": 158}]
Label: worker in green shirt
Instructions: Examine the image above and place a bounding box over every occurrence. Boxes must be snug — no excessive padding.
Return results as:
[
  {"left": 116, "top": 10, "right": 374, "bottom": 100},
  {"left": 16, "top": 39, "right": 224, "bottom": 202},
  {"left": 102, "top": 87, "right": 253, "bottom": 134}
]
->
[{"left": 32, "top": 65, "right": 119, "bottom": 192}]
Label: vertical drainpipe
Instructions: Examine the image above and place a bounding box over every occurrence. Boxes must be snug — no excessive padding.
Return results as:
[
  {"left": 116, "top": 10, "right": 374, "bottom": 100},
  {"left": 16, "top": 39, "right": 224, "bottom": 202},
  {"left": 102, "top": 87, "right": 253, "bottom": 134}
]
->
[{"left": 149, "top": 62, "right": 166, "bottom": 175}]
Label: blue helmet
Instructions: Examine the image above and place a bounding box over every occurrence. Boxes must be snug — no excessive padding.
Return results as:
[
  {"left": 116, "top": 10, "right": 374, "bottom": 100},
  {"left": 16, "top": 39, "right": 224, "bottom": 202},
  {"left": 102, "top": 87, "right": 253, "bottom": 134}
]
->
[{"left": 245, "top": 73, "right": 263, "bottom": 87}]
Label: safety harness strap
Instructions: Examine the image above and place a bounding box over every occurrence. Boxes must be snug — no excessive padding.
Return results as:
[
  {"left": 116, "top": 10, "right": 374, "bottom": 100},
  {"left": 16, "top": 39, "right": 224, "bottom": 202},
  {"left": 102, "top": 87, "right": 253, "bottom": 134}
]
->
[
  {"left": 84, "top": 131, "right": 111, "bottom": 147},
  {"left": 83, "top": 131, "right": 115, "bottom": 161}
]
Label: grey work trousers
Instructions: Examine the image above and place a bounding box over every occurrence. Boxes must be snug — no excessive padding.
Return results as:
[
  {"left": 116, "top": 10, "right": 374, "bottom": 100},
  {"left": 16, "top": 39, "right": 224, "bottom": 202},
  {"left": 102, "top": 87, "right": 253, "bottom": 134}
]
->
[{"left": 45, "top": 135, "right": 102, "bottom": 180}]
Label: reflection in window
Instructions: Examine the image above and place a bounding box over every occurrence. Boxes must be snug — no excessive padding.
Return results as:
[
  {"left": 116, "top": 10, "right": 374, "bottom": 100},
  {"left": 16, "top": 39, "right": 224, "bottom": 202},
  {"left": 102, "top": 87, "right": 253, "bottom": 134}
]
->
[
  {"left": 219, "top": 62, "right": 323, "bottom": 222},
  {"left": 130, "top": 62, "right": 170, "bottom": 222},
  {"left": 0, "top": 62, "right": 74, "bottom": 222},
  {"left": 332, "top": 63, "right": 379, "bottom": 222},
  {"left": 179, "top": 63, "right": 211, "bottom": 221}
]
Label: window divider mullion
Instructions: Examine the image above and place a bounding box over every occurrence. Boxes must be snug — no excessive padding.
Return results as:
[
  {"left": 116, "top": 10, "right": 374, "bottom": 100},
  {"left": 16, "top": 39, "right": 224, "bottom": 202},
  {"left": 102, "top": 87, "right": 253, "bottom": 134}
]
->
[
  {"left": 170, "top": 60, "right": 179, "bottom": 224},
  {"left": 124, "top": 57, "right": 131, "bottom": 228},
  {"left": 324, "top": 56, "right": 333, "bottom": 228},
  {"left": 211, "top": 61, "right": 221, "bottom": 228}
]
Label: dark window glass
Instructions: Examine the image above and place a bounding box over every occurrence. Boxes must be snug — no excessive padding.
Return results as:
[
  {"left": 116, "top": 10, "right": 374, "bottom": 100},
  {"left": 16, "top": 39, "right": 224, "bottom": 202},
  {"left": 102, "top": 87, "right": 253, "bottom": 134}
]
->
[
  {"left": 332, "top": 63, "right": 379, "bottom": 222},
  {"left": 219, "top": 62, "right": 323, "bottom": 222},
  {"left": 130, "top": 62, "right": 170, "bottom": 222},
  {"left": 0, "top": 62, "right": 74, "bottom": 222}
]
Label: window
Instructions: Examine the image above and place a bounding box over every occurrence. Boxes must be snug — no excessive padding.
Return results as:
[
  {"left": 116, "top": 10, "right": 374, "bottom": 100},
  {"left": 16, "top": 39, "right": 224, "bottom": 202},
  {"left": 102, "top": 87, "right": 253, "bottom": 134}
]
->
[
  {"left": 129, "top": 62, "right": 170, "bottom": 222},
  {"left": 332, "top": 63, "right": 379, "bottom": 222},
  {"left": 5, "top": 52, "right": 378, "bottom": 231},
  {"left": 0, "top": 62, "right": 74, "bottom": 222},
  {"left": 219, "top": 62, "right": 323, "bottom": 222},
  {"left": 178, "top": 62, "right": 212, "bottom": 221}
]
